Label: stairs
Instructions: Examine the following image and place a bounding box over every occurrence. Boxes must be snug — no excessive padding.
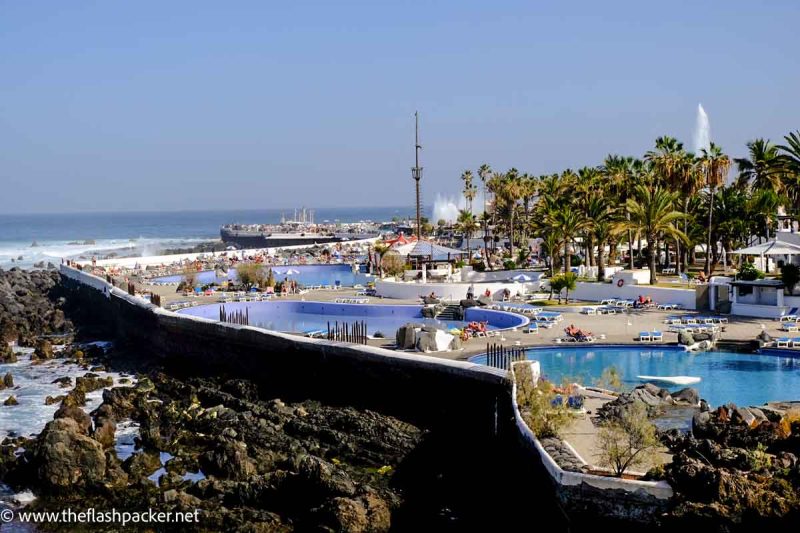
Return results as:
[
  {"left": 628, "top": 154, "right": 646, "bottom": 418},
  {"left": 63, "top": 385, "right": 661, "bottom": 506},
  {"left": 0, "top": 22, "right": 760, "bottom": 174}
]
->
[{"left": 435, "top": 304, "right": 462, "bottom": 320}]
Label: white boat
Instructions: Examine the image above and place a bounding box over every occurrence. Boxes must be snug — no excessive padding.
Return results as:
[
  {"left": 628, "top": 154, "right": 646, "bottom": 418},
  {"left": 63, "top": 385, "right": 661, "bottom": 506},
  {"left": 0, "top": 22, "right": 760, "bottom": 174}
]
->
[{"left": 636, "top": 375, "right": 701, "bottom": 386}]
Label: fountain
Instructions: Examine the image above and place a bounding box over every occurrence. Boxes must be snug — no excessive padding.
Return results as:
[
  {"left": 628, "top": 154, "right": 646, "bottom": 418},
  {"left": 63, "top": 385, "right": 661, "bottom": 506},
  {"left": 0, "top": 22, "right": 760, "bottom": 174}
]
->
[
  {"left": 432, "top": 194, "right": 461, "bottom": 224},
  {"left": 693, "top": 103, "right": 711, "bottom": 155}
]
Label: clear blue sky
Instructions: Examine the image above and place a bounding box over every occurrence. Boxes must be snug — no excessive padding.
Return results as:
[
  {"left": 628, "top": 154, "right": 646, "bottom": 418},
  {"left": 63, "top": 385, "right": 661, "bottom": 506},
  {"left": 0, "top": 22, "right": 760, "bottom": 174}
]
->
[{"left": 1, "top": 0, "right": 798, "bottom": 214}]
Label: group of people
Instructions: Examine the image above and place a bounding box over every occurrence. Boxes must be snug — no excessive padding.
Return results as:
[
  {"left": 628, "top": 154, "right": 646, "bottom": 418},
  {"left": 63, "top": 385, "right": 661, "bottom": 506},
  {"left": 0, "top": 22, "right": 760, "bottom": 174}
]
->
[{"left": 633, "top": 294, "right": 654, "bottom": 309}]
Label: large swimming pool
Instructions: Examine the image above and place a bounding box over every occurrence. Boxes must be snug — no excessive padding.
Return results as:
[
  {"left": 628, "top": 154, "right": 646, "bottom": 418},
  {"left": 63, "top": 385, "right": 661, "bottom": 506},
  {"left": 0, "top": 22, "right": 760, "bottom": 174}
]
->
[
  {"left": 178, "top": 301, "right": 528, "bottom": 337},
  {"left": 471, "top": 346, "right": 800, "bottom": 408},
  {"left": 150, "top": 264, "right": 361, "bottom": 287}
]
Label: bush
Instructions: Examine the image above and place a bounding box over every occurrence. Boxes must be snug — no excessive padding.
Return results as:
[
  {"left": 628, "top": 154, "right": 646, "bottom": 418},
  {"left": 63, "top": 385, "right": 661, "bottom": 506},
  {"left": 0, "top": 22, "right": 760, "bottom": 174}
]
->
[
  {"left": 181, "top": 265, "right": 197, "bottom": 289},
  {"left": 596, "top": 401, "right": 660, "bottom": 476},
  {"left": 503, "top": 259, "right": 516, "bottom": 270},
  {"left": 470, "top": 260, "right": 486, "bottom": 272},
  {"left": 381, "top": 251, "right": 406, "bottom": 277},
  {"left": 515, "top": 365, "right": 571, "bottom": 438},
  {"left": 454, "top": 260, "right": 466, "bottom": 269},
  {"left": 595, "top": 366, "right": 623, "bottom": 392},
  {"left": 782, "top": 263, "right": 800, "bottom": 295},
  {"left": 738, "top": 262, "right": 765, "bottom": 281},
  {"left": 237, "top": 263, "right": 266, "bottom": 288},
  {"left": 570, "top": 255, "right": 583, "bottom": 267}
]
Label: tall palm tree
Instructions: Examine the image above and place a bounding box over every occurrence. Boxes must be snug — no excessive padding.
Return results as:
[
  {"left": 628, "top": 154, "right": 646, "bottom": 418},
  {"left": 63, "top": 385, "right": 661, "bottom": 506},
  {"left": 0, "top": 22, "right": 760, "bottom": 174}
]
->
[
  {"left": 460, "top": 170, "right": 477, "bottom": 214},
  {"left": 646, "top": 137, "right": 689, "bottom": 271},
  {"left": 488, "top": 169, "right": 524, "bottom": 258},
  {"left": 618, "top": 185, "right": 688, "bottom": 285},
  {"left": 602, "top": 155, "right": 636, "bottom": 269},
  {"left": 547, "top": 205, "right": 589, "bottom": 274},
  {"left": 456, "top": 209, "right": 480, "bottom": 258},
  {"left": 584, "top": 196, "right": 618, "bottom": 280},
  {"left": 699, "top": 143, "right": 731, "bottom": 275},
  {"left": 734, "top": 139, "right": 785, "bottom": 193},
  {"left": 778, "top": 131, "right": 800, "bottom": 212}
]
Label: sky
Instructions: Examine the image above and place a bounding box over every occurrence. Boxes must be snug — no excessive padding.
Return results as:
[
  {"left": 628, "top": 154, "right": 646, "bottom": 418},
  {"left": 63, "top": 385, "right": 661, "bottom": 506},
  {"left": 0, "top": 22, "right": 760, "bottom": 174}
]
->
[{"left": 1, "top": 0, "right": 799, "bottom": 214}]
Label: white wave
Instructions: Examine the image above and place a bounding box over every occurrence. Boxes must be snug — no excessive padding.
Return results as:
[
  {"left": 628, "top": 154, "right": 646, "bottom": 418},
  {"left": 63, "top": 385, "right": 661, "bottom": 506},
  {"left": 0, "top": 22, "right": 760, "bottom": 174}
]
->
[{"left": 0, "top": 237, "right": 212, "bottom": 269}]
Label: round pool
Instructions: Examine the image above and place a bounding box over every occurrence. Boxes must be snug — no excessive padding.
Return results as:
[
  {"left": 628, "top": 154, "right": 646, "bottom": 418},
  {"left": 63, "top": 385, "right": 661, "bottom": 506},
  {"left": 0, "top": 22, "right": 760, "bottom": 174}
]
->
[
  {"left": 471, "top": 346, "right": 800, "bottom": 408},
  {"left": 178, "top": 301, "right": 528, "bottom": 337},
  {"left": 149, "top": 264, "right": 361, "bottom": 287}
]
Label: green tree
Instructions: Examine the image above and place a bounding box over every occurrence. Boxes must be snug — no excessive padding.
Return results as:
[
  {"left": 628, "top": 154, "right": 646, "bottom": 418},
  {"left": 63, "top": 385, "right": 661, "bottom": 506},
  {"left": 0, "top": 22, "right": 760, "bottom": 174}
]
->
[
  {"left": 597, "top": 401, "right": 661, "bottom": 477},
  {"left": 699, "top": 143, "right": 732, "bottom": 275},
  {"left": 460, "top": 170, "right": 478, "bottom": 214},
  {"left": 488, "top": 169, "right": 524, "bottom": 258},
  {"left": 456, "top": 209, "right": 480, "bottom": 258},
  {"left": 618, "top": 185, "right": 688, "bottom": 285},
  {"left": 547, "top": 206, "right": 589, "bottom": 274},
  {"left": 236, "top": 263, "right": 265, "bottom": 288},
  {"left": 734, "top": 138, "right": 785, "bottom": 193},
  {"left": 782, "top": 263, "right": 800, "bottom": 295}
]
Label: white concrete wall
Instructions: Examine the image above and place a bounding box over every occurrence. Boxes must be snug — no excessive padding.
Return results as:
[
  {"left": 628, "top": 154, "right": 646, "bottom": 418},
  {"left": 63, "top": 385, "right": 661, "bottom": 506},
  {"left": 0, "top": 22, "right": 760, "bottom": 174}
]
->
[
  {"left": 375, "top": 279, "right": 538, "bottom": 302},
  {"left": 731, "top": 303, "right": 787, "bottom": 318},
  {"left": 571, "top": 282, "right": 697, "bottom": 310},
  {"left": 461, "top": 269, "right": 546, "bottom": 283}
]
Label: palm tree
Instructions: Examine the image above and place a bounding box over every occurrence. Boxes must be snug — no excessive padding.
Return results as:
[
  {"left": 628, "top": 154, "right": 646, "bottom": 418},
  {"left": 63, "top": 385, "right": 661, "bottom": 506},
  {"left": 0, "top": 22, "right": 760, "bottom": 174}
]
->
[
  {"left": 618, "top": 185, "right": 688, "bottom": 285},
  {"left": 699, "top": 143, "right": 731, "bottom": 275},
  {"left": 456, "top": 209, "right": 480, "bottom": 258},
  {"left": 777, "top": 131, "right": 800, "bottom": 212},
  {"left": 734, "top": 139, "right": 785, "bottom": 193},
  {"left": 602, "top": 155, "right": 636, "bottom": 269},
  {"left": 460, "top": 170, "right": 477, "bottom": 214},
  {"left": 646, "top": 136, "right": 689, "bottom": 271},
  {"left": 584, "top": 197, "right": 619, "bottom": 281},
  {"left": 547, "top": 205, "right": 589, "bottom": 274},
  {"left": 488, "top": 169, "right": 524, "bottom": 258}
]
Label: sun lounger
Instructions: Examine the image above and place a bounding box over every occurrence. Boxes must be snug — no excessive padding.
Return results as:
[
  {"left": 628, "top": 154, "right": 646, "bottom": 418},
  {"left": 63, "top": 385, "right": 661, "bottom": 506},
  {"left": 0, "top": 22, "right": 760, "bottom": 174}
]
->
[
  {"left": 581, "top": 306, "right": 598, "bottom": 315},
  {"left": 651, "top": 331, "right": 663, "bottom": 341},
  {"left": 639, "top": 332, "right": 651, "bottom": 342},
  {"left": 791, "top": 337, "right": 800, "bottom": 347},
  {"left": 776, "top": 337, "right": 791, "bottom": 348},
  {"left": 525, "top": 323, "right": 539, "bottom": 334},
  {"left": 304, "top": 330, "right": 325, "bottom": 338}
]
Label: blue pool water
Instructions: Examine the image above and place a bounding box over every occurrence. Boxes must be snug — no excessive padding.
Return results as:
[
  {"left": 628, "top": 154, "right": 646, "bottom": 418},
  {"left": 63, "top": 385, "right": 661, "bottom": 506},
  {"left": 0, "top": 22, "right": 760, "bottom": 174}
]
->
[
  {"left": 471, "top": 346, "right": 800, "bottom": 408},
  {"left": 150, "top": 264, "right": 360, "bottom": 287},
  {"left": 178, "top": 301, "right": 528, "bottom": 337}
]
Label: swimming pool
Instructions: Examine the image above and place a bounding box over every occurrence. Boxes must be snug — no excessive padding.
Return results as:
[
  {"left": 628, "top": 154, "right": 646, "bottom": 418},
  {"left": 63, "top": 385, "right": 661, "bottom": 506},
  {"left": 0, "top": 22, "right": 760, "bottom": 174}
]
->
[
  {"left": 178, "top": 301, "right": 528, "bottom": 337},
  {"left": 470, "top": 346, "right": 800, "bottom": 408},
  {"left": 149, "top": 264, "right": 361, "bottom": 287}
]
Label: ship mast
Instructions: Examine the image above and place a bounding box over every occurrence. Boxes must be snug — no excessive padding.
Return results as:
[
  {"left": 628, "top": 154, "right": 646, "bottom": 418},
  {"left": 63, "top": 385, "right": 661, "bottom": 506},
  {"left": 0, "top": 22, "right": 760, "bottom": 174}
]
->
[{"left": 411, "top": 111, "right": 423, "bottom": 239}]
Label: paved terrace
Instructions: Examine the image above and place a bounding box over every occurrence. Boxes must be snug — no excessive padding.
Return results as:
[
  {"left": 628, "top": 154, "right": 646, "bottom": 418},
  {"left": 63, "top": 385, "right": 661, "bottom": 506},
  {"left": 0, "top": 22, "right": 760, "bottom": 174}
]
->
[{"left": 131, "top": 280, "right": 775, "bottom": 361}]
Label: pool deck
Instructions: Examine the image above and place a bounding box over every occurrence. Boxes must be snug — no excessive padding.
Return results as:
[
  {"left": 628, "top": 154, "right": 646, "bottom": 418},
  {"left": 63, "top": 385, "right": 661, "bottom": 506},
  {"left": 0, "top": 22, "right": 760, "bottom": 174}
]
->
[{"left": 133, "top": 282, "right": 785, "bottom": 361}]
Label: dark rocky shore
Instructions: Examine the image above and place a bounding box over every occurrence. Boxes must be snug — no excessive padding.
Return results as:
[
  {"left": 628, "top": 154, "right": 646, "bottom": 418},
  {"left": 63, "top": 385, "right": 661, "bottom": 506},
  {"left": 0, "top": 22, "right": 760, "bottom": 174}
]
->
[{"left": 0, "top": 269, "right": 550, "bottom": 531}]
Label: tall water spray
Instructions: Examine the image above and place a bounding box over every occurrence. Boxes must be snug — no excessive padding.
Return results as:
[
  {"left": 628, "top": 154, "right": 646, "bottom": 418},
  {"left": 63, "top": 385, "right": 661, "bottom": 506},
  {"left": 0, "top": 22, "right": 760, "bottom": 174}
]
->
[
  {"left": 693, "top": 103, "right": 711, "bottom": 155},
  {"left": 432, "top": 194, "right": 462, "bottom": 224}
]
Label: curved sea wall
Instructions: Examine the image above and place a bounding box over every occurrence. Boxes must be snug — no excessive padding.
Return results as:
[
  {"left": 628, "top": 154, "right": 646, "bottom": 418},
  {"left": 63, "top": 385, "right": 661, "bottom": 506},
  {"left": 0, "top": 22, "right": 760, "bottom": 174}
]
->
[
  {"left": 59, "top": 264, "right": 676, "bottom": 524},
  {"left": 59, "top": 265, "right": 511, "bottom": 432}
]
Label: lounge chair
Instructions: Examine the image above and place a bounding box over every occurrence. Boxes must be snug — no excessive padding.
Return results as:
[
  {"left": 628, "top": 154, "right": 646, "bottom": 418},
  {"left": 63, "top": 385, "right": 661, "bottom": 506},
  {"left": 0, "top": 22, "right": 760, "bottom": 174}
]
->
[
  {"left": 525, "top": 323, "right": 539, "bottom": 335},
  {"left": 581, "top": 306, "right": 598, "bottom": 315},
  {"left": 651, "top": 331, "right": 663, "bottom": 341},
  {"left": 792, "top": 337, "right": 800, "bottom": 347},
  {"left": 639, "top": 332, "right": 651, "bottom": 342},
  {"left": 781, "top": 323, "right": 799, "bottom": 332},
  {"left": 777, "top": 337, "right": 791, "bottom": 348}
]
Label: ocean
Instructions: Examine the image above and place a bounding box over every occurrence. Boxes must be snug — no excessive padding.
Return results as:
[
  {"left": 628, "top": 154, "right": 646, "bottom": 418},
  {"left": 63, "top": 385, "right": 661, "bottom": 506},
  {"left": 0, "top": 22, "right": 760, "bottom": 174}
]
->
[{"left": 0, "top": 207, "right": 417, "bottom": 269}]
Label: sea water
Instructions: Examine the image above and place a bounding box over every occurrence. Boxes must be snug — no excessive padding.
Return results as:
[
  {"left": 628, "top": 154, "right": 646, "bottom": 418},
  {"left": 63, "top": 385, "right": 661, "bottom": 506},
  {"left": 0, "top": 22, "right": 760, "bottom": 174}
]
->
[{"left": 0, "top": 207, "right": 416, "bottom": 269}]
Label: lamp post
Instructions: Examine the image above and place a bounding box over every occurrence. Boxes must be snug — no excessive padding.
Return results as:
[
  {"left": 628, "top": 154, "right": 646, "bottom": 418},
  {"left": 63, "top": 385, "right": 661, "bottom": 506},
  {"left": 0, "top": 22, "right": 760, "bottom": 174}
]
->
[{"left": 411, "top": 112, "right": 423, "bottom": 240}]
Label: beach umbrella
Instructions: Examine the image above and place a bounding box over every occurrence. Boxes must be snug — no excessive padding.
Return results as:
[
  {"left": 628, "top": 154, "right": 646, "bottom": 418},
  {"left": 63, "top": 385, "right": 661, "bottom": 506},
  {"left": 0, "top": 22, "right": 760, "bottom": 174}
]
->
[{"left": 512, "top": 273, "right": 533, "bottom": 282}]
